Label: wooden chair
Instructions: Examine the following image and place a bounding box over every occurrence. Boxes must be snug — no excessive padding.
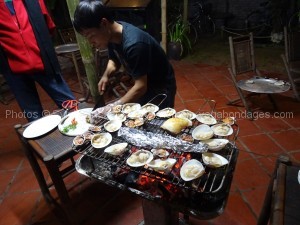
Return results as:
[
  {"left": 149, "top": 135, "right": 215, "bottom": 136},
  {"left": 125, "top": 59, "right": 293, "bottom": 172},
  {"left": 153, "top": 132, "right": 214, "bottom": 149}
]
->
[
  {"left": 257, "top": 155, "right": 300, "bottom": 225},
  {"left": 227, "top": 33, "right": 263, "bottom": 119},
  {"left": 281, "top": 27, "right": 300, "bottom": 101}
]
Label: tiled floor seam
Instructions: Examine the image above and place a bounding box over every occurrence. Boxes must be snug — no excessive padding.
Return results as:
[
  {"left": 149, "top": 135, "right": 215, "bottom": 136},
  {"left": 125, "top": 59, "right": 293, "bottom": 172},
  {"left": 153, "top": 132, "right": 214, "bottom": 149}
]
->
[
  {"left": 0, "top": 158, "right": 25, "bottom": 204},
  {"left": 236, "top": 187, "right": 260, "bottom": 220}
]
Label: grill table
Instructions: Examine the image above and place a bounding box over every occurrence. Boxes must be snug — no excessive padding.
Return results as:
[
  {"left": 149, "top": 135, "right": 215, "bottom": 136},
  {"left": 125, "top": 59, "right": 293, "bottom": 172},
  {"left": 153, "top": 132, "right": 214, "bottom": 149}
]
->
[{"left": 75, "top": 116, "right": 239, "bottom": 224}]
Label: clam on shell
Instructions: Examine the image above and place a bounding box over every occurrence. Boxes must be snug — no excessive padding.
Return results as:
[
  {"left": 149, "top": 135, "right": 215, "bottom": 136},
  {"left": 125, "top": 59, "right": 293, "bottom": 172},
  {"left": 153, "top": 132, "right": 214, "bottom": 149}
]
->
[
  {"left": 104, "top": 142, "right": 128, "bottom": 156},
  {"left": 73, "top": 135, "right": 85, "bottom": 146},
  {"left": 156, "top": 108, "right": 176, "bottom": 118},
  {"left": 201, "top": 139, "right": 229, "bottom": 151},
  {"left": 126, "top": 150, "right": 154, "bottom": 167},
  {"left": 211, "top": 123, "right": 233, "bottom": 136},
  {"left": 202, "top": 152, "right": 229, "bottom": 168},
  {"left": 106, "top": 112, "right": 127, "bottom": 122},
  {"left": 175, "top": 109, "right": 196, "bottom": 120},
  {"left": 104, "top": 120, "right": 122, "bottom": 132},
  {"left": 151, "top": 149, "right": 170, "bottom": 158},
  {"left": 91, "top": 133, "right": 112, "bottom": 149},
  {"left": 122, "top": 103, "right": 141, "bottom": 114},
  {"left": 112, "top": 104, "right": 122, "bottom": 113},
  {"left": 196, "top": 113, "right": 217, "bottom": 125},
  {"left": 148, "top": 158, "right": 177, "bottom": 172},
  {"left": 180, "top": 159, "right": 205, "bottom": 181},
  {"left": 192, "top": 124, "right": 214, "bottom": 141},
  {"left": 140, "top": 103, "right": 159, "bottom": 113},
  {"left": 222, "top": 117, "right": 235, "bottom": 125}
]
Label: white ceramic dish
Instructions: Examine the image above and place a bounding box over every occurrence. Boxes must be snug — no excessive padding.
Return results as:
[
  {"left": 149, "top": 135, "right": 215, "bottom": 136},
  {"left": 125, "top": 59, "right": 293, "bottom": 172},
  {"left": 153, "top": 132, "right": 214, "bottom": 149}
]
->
[
  {"left": 23, "top": 115, "right": 61, "bottom": 138},
  {"left": 58, "top": 108, "right": 93, "bottom": 136}
]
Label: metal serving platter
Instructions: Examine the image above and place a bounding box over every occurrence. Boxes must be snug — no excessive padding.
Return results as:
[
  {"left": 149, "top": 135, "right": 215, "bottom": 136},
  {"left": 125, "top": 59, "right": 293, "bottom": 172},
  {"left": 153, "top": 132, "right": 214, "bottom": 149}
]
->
[
  {"left": 55, "top": 43, "right": 79, "bottom": 54},
  {"left": 237, "top": 77, "right": 290, "bottom": 93}
]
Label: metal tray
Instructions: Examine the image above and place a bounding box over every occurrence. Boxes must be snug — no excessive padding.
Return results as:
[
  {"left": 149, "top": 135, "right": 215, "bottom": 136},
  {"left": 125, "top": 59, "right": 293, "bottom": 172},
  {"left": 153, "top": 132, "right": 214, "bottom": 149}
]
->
[{"left": 237, "top": 77, "right": 290, "bottom": 93}]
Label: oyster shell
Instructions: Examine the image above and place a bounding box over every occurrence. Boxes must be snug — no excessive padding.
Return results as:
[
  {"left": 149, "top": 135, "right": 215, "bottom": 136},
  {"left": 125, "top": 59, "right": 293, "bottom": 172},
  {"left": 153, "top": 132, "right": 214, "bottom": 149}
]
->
[
  {"left": 160, "top": 117, "right": 192, "bottom": 135},
  {"left": 180, "top": 159, "right": 205, "bottom": 181},
  {"left": 156, "top": 108, "right": 176, "bottom": 118},
  {"left": 88, "top": 125, "right": 102, "bottom": 132},
  {"left": 175, "top": 109, "right": 196, "bottom": 120},
  {"left": 126, "top": 150, "right": 154, "bottom": 167},
  {"left": 222, "top": 117, "right": 235, "bottom": 125},
  {"left": 73, "top": 135, "right": 85, "bottom": 146},
  {"left": 140, "top": 103, "right": 159, "bottom": 113},
  {"left": 127, "top": 110, "right": 146, "bottom": 119},
  {"left": 145, "top": 112, "right": 156, "bottom": 121},
  {"left": 124, "top": 118, "right": 144, "bottom": 128},
  {"left": 192, "top": 124, "right": 214, "bottom": 140},
  {"left": 196, "top": 113, "right": 217, "bottom": 125},
  {"left": 211, "top": 123, "right": 233, "bottom": 136},
  {"left": 122, "top": 103, "right": 141, "bottom": 114},
  {"left": 106, "top": 112, "right": 127, "bottom": 122},
  {"left": 202, "top": 152, "right": 229, "bottom": 168},
  {"left": 91, "top": 133, "right": 112, "bottom": 149},
  {"left": 148, "top": 158, "right": 177, "bottom": 172},
  {"left": 112, "top": 104, "right": 122, "bottom": 113},
  {"left": 83, "top": 131, "right": 93, "bottom": 140},
  {"left": 151, "top": 149, "right": 170, "bottom": 158},
  {"left": 104, "top": 142, "right": 128, "bottom": 156},
  {"left": 104, "top": 120, "right": 122, "bottom": 132},
  {"left": 201, "top": 138, "right": 229, "bottom": 151}
]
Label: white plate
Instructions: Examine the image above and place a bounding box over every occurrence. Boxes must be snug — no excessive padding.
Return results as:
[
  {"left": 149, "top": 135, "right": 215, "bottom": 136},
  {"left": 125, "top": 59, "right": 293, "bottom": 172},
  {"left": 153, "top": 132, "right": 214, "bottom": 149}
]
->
[
  {"left": 23, "top": 115, "right": 61, "bottom": 138},
  {"left": 58, "top": 108, "right": 93, "bottom": 136}
]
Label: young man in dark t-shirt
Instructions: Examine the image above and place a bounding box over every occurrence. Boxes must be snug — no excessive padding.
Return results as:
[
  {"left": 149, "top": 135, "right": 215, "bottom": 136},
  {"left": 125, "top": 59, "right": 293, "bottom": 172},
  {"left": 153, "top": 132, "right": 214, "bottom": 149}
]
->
[{"left": 73, "top": 0, "right": 176, "bottom": 116}]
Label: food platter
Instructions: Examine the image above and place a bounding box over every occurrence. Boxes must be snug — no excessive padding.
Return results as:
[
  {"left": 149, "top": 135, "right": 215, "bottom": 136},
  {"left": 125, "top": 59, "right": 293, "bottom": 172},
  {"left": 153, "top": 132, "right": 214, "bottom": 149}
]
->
[
  {"left": 58, "top": 108, "right": 92, "bottom": 136},
  {"left": 237, "top": 78, "right": 290, "bottom": 93}
]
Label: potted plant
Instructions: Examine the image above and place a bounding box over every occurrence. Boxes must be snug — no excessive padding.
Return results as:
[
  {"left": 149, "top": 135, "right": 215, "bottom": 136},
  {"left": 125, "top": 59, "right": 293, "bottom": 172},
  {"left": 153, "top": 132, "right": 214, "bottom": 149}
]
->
[{"left": 167, "top": 18, "right": 192, "bottom": 60}]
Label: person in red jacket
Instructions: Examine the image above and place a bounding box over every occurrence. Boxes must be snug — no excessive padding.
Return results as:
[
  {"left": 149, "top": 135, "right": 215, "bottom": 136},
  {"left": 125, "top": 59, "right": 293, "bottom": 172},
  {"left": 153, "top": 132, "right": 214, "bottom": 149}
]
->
[{"left": 0, "top": 0, "right": 75, "bottom": 121}]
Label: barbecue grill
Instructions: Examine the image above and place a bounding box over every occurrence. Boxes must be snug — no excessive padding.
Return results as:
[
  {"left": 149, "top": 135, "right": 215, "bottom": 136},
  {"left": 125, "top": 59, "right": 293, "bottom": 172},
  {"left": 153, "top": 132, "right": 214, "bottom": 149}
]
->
[{"left": 74, "top": 114, "right": 239, "bottom": 224}]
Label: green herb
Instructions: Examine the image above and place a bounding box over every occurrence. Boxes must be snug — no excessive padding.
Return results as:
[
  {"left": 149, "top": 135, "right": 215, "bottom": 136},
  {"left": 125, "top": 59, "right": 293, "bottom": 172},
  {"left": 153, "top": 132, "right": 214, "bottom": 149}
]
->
[{"left": 62, "top": 123, "right": 77, "bottom": 134}]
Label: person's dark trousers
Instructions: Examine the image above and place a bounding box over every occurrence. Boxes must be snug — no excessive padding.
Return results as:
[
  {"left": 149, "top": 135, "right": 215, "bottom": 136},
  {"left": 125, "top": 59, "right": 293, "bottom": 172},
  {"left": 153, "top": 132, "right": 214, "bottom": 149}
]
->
[{"left": 3, "top": 71, "right": 75, "bottom": 122}]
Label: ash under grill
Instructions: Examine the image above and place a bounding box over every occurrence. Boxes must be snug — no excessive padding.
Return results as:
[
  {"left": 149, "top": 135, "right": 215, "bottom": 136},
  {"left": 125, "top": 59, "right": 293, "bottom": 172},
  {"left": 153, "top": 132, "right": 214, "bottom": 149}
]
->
[{"left": 74, "top": 116, "right": 239, "bottom": 219}]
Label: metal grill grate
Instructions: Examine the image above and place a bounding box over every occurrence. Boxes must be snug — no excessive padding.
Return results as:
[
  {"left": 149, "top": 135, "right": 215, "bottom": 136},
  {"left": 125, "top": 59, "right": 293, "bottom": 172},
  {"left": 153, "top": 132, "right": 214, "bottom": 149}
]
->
[{"left": 74, "top": 116, "right": 238, "bottom": 195}]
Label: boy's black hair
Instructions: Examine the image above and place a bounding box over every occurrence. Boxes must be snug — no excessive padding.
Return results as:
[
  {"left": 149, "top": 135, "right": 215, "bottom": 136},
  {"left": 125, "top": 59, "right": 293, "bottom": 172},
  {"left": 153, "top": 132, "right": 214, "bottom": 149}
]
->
[{"left": 73, "top": 0, "right": 114, "bottom": 33}]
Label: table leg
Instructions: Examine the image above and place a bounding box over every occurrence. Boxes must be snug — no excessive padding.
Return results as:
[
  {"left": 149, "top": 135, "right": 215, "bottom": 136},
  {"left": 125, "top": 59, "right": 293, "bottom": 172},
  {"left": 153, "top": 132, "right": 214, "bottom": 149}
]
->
[{"left": 44, "top": 155, "right": 79, "bottom": 225}]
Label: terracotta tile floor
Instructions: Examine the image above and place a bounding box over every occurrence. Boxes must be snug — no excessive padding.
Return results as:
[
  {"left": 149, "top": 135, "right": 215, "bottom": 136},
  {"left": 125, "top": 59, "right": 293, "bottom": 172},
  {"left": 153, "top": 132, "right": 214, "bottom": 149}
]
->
[{"left": 0, "top": 60, "right": 300, "bottom": 225}]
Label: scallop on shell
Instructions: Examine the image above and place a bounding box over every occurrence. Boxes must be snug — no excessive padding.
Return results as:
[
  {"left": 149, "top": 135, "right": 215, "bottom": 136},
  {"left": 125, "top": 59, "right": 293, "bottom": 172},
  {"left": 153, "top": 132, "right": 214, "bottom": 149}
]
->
[
  {"left": 201, "top": 138, "right": 229, "bottom": 151},
  {"left": 104, "top": 119, "right": 122, "bottom": 132},
  {"left": 91, "top": 133, "right": 112, "bottom": 149},
  {"left": 202, "top": 152, "right": 229, "bottom": 168},
  {"left": 192, "top": 124, "right": 214, "bottom": 141},
  {"left": 180, "top": 159, "right": 205, "bottom": 181},
  {"left": 104, "top": 142, "right": 128, "bottom": 156},
  {"left": 140, "top": 103, "right": 159, "bottom": 113},
  {"left": 126, "top": 150, "right": 154, "bottom": 167},
  {"left": 175, "top": 109, "right": 196, "bottom": 120},
  {"left": 148, "top": 158, "right": 177, "bottom": 172},
  {"left": 196, "top": 113, "right": 217, "bottom": 125},
  {"left": 156, "top": 108, "right": 176, "bottom": 118},
  {"left": 73, "top": 135, "right": 85, "bottom": 147},
  {"left": 211, "top": 123, "right": 233, "bottom": 136}
]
